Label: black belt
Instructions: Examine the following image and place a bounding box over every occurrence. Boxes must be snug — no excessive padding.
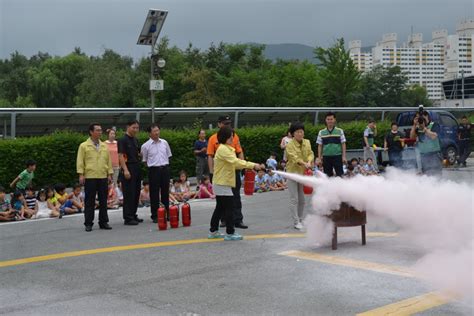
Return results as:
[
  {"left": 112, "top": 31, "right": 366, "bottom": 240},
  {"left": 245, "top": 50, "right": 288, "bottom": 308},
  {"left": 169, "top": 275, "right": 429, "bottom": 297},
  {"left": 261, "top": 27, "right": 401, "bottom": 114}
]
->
[{"left": 149, "top": 165, "right": 169, "bottom": 169}]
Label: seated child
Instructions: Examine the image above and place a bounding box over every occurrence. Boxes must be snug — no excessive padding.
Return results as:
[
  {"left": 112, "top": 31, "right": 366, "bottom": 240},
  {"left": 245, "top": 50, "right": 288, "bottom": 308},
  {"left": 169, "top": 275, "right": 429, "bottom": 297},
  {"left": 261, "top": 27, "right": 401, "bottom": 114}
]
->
[
  {"left": 69, "top": 184, "right": 84, "bottom": 213},
  {"left": 266, "top": 152, "right": 278, "bottom": 170},
  {"left": 350, "top": 158, "right": 365, "bottom": 175},
  {"left": 345, "top": 164, "right": 356, "bottom": 178},
  {"left": 54, "top": 183, "right": 77, "bottom": 215},
  {"left": 115, "top": 180, "right": 124, "bottom": 206},
  {"left": 23, "top": 186, "right": 37, "bottom": 218},
  {"left": 10, "top": 190, "right": 26, "bottom": 220},
  {"left": 364, "top": 158, "right": 379, "bottom": 175},
  {"left": 276, "top": 164, "right": 288, "bottom": 188},
  {"left": 254, "top": 169, "right": 270, "bottom": 193},
  {"left": 46, "top": 186, "right": 62, "bottom": 218},
  {"left": 268, "top": 168, "right": 285, "bottom": 191},
  {"left": 176, "top": 170, "right": 197, "bottom": 200},
  {"left": 35, "top": 188, "right": 61, "bottom": 219},
  {"left": 170, "top": 178, "right": 184, "bottom": 203},
  {"left": 139, "top": 179, "right": 151, "bottom": 207},
  {"left": 198, "top": 175, "right": 215, "bottom": 199},
  {"left": 107, "top": 181, "right": 119, "bottom": 209},
  {"left": 0, "top": 186, "right": 15, "bottom": 222}
]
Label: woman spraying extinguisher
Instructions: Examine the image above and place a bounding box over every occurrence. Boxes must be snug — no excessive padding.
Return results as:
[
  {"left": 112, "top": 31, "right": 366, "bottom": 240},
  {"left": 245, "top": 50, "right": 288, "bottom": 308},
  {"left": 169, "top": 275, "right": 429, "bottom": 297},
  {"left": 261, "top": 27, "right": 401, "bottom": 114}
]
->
[
  {"left": 285, "top": 122, "right": 314, "bottom": 230},
  {"left": 208, "top": 126, "right": 265, "bottom": 241}
]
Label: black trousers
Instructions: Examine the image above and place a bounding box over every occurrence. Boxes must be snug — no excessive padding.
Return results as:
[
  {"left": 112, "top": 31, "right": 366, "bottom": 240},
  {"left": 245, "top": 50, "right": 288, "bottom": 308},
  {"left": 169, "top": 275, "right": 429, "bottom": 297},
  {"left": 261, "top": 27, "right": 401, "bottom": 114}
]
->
[
  {"left": 122, "top": 163, "right": 141, "bottom": 222},
  {"left": 232, "top": 170, "right": 243, "bottom": 224},
  {"left": 323, "top": 155, "right": 344, "bottom": 177},
  {"left": 388, "top": 150, "right": 403, "bottom": 168},
  {"left": 210, "top": 195, "right": 235, "bottom": 235},
  {"left": 458, "top": 140, "right": 470, "bottom": 164},
  {"left": 84, "top": 178, "right": 108, "bottom": 227},
  {"left": 149, "top": 165, "right": 170, "bottom": 220},
  {"left": 421, "top": 152, "right": 442, "bottom": 176}
]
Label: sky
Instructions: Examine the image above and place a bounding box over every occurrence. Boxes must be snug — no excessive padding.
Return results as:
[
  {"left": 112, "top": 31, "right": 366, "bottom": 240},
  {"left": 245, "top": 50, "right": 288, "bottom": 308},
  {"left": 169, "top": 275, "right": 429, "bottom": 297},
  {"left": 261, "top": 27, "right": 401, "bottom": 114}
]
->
[{"left": 0, "top": 0, "right": 473, "bottom": 60}]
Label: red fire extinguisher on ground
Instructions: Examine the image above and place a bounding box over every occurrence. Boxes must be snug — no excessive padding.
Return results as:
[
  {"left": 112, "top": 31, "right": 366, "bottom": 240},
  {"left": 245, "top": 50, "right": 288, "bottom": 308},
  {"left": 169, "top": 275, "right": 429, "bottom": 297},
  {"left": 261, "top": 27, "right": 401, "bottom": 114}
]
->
[
  {"left": 182, "top": 202, "right": 191, "bottom": 227},
  {"left": 169, "top": 204, "right": 179, "bottom": 228},
  {"left": 303, "top": 168, "right": 313, "bottom": 195},
  {"left": 244, "top": 169, "right": 255, "bottom": 196},
  {"left": 157, "top": 205, "right": 167, "bottom": 230}
]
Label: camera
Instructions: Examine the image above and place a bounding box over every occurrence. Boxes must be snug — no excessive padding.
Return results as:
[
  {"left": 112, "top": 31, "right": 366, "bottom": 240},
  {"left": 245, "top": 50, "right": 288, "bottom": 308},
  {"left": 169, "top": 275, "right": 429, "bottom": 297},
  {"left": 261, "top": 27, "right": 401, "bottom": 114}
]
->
[{"left": 417, "top": 105, "right": 425, "bottom": 125}]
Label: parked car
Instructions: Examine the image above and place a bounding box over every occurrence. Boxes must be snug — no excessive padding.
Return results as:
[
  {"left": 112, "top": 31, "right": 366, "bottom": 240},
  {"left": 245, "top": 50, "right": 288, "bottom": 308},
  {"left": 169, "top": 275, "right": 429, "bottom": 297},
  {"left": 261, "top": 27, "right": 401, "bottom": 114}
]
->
[{"left": 396, "top": 110, "right": 459, "bottom": 164}]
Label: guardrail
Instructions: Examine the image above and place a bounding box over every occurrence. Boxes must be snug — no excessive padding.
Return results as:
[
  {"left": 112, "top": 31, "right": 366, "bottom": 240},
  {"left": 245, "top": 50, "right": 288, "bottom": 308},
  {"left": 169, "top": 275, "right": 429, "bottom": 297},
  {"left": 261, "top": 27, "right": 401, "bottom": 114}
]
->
[{"left": 1, "top": 106, "right": 473, "bottom": 138}]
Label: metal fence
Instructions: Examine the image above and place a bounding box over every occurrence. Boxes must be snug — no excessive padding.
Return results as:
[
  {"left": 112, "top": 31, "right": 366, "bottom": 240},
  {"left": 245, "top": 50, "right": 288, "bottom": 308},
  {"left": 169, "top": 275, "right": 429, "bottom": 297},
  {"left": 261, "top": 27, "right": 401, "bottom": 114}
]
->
[{"left": 1, "top": 106, "right": 473, "bottom": 138}]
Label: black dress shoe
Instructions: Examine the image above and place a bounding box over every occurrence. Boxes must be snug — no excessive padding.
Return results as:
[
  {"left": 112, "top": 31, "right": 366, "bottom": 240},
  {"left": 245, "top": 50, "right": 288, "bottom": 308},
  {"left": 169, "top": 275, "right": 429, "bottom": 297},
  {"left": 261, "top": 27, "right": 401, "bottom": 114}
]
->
[
  {"left": 124, "top": 220, "right": 139, "bottom": 226},
  {"left": 135, "top": 217, "right": 144, "bottom": 223},
  {"left": 235, "top": 223, "right": 248, "bottom": 229},
  {"left": 99, "top": 223, "right": 112, "bottom": 230},
  {"left": 85, "top": 226, "right": 92, "bottom": 232}
]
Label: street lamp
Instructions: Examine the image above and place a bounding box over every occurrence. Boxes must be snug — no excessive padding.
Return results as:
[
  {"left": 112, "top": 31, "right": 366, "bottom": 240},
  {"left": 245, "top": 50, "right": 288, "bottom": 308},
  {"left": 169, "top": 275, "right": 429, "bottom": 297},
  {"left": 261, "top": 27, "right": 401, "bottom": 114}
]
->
[{"left": 137, "top": 9, "right": 168, "bottom": 123}]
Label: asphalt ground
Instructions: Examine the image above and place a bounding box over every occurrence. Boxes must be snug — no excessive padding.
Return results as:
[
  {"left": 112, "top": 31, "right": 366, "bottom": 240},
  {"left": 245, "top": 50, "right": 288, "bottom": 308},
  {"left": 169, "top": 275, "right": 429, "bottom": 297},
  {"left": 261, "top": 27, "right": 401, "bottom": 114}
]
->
[{"left": 0, "top": 169, "right": 472, "bottom": 315}]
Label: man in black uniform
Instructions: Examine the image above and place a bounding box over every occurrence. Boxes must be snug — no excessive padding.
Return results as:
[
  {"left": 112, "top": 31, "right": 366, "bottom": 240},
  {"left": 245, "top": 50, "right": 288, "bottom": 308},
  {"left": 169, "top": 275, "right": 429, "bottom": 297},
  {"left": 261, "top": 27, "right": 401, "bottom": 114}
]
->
[
  {"left": 384, "top": 122, "right": 405, "bottom": 168},
  {"left": 118, "top": 120, "right": 143, "bottom": 225},
  {"left": 457, "top": 116, "right": 472, "bottom": 167}
]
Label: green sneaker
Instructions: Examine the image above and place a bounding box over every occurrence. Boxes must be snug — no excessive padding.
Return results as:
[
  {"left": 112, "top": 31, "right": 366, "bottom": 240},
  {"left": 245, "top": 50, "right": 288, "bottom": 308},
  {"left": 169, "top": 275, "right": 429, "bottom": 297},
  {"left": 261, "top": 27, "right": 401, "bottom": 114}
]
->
[
  {"left": 224, "top": 233, "right": 243, "bottom": 241},
  {"left": 208, "top": 231, "right": 225, "bottom": 239}
]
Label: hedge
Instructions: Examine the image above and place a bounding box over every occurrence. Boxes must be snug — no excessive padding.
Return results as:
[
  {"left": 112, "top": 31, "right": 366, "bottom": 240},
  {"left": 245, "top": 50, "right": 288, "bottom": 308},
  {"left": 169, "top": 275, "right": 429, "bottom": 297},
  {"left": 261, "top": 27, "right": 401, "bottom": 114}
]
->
[{"left": 0, "top": 120, "right": 408, "bottom": 190}]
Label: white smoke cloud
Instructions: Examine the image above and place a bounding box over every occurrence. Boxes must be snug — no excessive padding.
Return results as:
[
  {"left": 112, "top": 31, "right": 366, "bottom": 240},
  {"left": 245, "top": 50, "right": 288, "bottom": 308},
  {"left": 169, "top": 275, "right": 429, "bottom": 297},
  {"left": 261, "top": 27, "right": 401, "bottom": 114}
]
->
[{"left": 277, "top": 168, "right": 474, "bottom": 303}]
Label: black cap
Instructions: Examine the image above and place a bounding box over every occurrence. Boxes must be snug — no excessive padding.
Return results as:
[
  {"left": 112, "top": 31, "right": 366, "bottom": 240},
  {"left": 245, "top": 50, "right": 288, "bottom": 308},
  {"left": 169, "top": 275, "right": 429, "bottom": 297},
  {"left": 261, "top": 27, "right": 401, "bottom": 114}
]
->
[{"left": 218, "top": 115, "right": 232, "bottom": 124}]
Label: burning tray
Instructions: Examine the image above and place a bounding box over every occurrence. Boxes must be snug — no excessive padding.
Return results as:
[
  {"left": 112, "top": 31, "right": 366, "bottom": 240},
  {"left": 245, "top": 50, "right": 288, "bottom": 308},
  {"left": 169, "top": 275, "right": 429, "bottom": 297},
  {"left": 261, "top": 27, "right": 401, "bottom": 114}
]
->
[{"left": 326, "top": 202, "right": 367, "bottom": 250}]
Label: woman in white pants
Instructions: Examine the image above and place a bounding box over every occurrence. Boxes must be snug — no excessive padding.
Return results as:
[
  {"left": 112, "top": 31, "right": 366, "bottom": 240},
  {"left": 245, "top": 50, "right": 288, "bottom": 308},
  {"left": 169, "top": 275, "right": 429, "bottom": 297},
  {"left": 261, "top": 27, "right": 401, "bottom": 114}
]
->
[{"left": 284, "top": 122, "right": 314, "bottom": 230}]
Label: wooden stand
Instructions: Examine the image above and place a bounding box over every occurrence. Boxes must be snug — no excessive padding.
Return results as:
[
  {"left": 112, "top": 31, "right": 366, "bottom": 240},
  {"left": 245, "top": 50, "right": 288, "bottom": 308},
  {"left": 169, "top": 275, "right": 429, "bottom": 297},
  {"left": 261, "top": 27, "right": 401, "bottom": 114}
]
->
[{"left": 326, "top": 202, "right": 367, "bottom": 250}]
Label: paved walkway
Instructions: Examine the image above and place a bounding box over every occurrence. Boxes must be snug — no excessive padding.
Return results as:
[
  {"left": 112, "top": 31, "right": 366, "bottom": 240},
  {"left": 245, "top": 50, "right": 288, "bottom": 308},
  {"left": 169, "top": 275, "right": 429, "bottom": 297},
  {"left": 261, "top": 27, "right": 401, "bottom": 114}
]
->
[{"left": 0, "top": 175, "right": 472, "bottom": 315}]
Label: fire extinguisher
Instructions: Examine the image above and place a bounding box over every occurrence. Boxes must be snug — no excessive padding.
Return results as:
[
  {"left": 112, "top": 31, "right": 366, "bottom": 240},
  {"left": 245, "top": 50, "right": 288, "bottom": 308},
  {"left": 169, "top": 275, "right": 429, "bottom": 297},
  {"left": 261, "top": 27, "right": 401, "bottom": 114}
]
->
[
  {"left": 182, "top": 202, "right": 191, "bottom": 227},
  {"left": 157, "top": 204, "right": 167, "bottom": 230},
  {"left": 169, "top": 203, "right": 179, "bottom": 228},
  {"left": 243, "top": 169, "right": 256, "bottom": 196},
  {"left": 303, "top": 168, "right": 313, "bottom": 195}
]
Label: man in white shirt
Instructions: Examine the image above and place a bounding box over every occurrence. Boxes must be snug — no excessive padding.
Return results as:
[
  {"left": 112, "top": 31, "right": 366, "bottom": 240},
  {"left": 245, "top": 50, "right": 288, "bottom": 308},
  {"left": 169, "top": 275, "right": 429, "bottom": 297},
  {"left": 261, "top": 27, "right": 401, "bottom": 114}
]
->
[{"left": 141, "top": 124, "right": 172, "bottom": 223}]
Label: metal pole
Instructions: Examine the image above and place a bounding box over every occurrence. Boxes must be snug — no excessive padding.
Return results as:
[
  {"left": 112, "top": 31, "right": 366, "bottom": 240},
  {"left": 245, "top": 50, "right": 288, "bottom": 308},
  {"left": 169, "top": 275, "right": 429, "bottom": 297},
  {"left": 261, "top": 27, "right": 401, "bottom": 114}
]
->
[
  {"left": 11, "top": 112, "right": 16, "bottom": 138},
  {"left": 313, "top": 111, "right": 319, "bottom": 125},
  {"left": 151, "top": 46, "right": 155, "bottom": 123},
  {"left": 381, "top": 111, "right": 385, "bottom": 122},
  {"left": 136, "top": 112, "right": 141, "bottom": 122},
  {"left": 3, "top": 119, "right": 6, "bottom": 139},
  {"left": 461, "top": 69, "right": 465, "bottom": 108},
  {"left": 234, "top": 111, "right": 239, "bottom": 129}
]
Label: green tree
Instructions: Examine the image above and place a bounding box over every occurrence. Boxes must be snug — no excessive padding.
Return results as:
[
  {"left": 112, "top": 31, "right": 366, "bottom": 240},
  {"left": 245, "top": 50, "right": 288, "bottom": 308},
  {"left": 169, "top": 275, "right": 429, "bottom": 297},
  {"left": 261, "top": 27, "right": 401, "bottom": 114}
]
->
[
  {"left": 315, "top": 38, "right": 361, "bottom": 107},
  {"left": 401, "top": 84, "right": 432, "bottom": 107},
  {"left": 74, "top": 49, "right": 134, "bottom": 107},
  {"left": 0, "top": 52, "right": 31, "bottom": 103},
  {"left": 180, "top": 67, "right": 222, "bottom": 106},
  {"left": 29, "top": 53, "right": 89, "bottom": 107}
]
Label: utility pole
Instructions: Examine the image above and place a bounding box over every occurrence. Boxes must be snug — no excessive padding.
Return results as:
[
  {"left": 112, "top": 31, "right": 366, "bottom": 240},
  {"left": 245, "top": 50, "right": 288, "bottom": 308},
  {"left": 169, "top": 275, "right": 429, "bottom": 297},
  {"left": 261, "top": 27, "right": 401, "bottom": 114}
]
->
[{"left": 461, "top": 69, "right": 465, "bottom": 107}]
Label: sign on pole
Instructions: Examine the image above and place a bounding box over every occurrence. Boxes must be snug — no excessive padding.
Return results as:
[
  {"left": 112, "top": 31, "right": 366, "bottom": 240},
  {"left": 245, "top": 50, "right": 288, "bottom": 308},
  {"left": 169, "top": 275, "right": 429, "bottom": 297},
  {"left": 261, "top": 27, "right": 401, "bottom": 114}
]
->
[{"left": 150, "top": 80, "right": 164, "bottom": 91}]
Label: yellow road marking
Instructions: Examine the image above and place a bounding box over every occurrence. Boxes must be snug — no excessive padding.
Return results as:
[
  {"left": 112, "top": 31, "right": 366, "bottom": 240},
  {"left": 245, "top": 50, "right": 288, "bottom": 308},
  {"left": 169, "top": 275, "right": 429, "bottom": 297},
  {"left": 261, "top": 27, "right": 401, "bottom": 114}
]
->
[
  {"left": 0, "top": 231, "right": 396, "bottom": 269},
  {"left": 367, "top": 232, "right": 398, "bottom": 237},
  {"left": 356, "top": 292, "right": 451, "bottom": 316},
  {"left": 279, "top": 250, "right": 414, "bottom": 278},
  {"left": 0, "top": 233, "right": 304, "bottom": 268}
]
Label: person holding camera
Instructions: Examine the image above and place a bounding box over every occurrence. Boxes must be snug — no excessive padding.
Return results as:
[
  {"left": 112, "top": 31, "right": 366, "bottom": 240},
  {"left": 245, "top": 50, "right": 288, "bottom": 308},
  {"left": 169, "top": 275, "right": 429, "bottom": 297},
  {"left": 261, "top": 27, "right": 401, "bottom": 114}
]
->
[{"left": 410, "top": 110, "right": 442, "bottom": 176}]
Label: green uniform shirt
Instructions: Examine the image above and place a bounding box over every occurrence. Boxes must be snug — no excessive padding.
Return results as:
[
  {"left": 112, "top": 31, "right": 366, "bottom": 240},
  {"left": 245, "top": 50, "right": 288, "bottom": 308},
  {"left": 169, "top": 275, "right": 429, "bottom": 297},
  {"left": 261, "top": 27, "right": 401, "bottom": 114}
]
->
[
  {"left": 417, "top": 122, "right": 441, "bottom": 154},
  {"left": 16, "top": 169, "right": 34, "bottom": 190},
  {"left": 316, "top": 127, "right": 346, "bottom": 156},
  {"left": 363, "top": 126, "right": 375, "bottom": 147}
]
